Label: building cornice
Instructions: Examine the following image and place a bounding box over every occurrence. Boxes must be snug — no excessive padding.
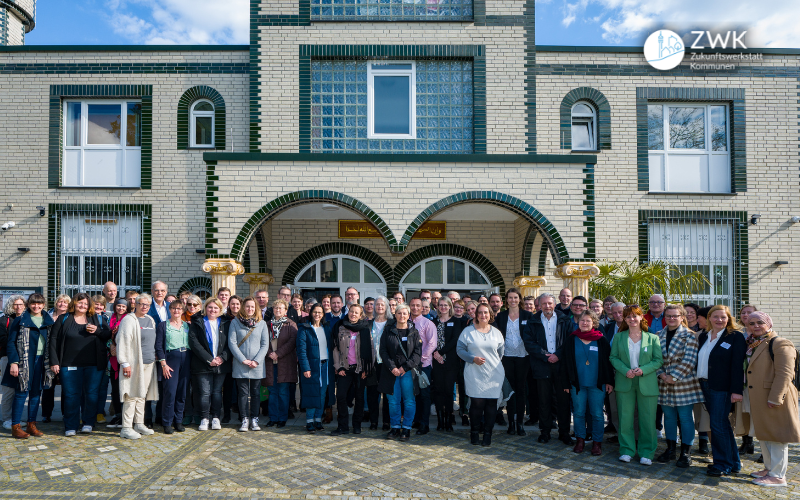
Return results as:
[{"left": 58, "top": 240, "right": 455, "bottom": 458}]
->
[{"left": 202, "top": 152, "right": 597, "bottom": 164}]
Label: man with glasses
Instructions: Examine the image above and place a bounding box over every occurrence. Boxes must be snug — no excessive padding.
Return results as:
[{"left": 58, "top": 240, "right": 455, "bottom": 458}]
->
[
  {"left": 148, "top": 281, "right": 170, "bottom": 326},
  {"left": 277, "top": 286, "right": 292, "bottom": 303},
  {"left": 645, "top": 294, "right": 666, "bottom": 333},
  {"left": 392, "top": 291, "right": 405, "bottom": 305},
  {"left": 566, "top": 295, "right": 588, "bottom": 333},
  {"left": 343, "top": 287, "right": 359, "bottom": 316}
]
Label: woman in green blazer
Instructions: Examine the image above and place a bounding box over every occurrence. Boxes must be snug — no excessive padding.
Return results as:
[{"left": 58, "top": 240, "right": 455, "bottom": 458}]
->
[{"left": 610, "top": 304, "right": 663, "bottom": 465}]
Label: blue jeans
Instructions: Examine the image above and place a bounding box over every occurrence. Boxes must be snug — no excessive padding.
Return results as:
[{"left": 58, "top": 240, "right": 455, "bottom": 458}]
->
[
  {"left": 388, "top": 371, "right": 416, "bottom": 430},
  {"left": 306, "top": 365, "right": 328, "bottom": 422},
  {"left": 268, "top": 364, "right": 290, "bottom": 422},
  {"left": 700, "top": 380, "right": 740, "bottom": 472},
  {"left": 662, "top": 403, "right": 695, "bottom": 445},
  {"left": 12, "top": 355, "right": 44, "bottom": 425},
  {"left": 161, "top": 349, "right": 191, "bottom": 426},
  {"left": 60, "top": 366, "right": 103, "bottom": 432},
  {"left": 95, "top": 370, "right": 109, "bottom": 415},
  {"left": 571, "top": 386, "right": 605, "bottom": 442}
]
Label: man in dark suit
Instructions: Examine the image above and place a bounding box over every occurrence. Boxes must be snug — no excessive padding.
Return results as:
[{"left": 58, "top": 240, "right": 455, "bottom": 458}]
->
[
  {"left": 255, "top": 289, "right": 272, "bottom": 321},
  {"left": 523, "top": 292, "right": 573, "bottom": 445}
]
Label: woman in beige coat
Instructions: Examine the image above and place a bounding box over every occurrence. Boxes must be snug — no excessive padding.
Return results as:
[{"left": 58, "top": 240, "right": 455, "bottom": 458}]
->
[
  {"left": 116, "top": 294, "right": 160, "bottom": 439},
  {"left": 745, "top": 312, "right": 800, "bottom": 487}
]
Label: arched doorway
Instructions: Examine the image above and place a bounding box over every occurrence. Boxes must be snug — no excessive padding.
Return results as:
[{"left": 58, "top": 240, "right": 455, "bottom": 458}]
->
[
  {"left": 399, "top": 256, "right": 497, "bottom": 301},
  {"left": 293, "top": 254, "right": 387, "bottom": 302}
]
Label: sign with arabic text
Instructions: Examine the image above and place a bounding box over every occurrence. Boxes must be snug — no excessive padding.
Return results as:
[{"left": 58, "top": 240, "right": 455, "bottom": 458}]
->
[
  {"left": 338, "top": 220, "right": 382, "bottom": 238},
  {"left": 412, "top": 221, "right": 446, "bottom": 240}
]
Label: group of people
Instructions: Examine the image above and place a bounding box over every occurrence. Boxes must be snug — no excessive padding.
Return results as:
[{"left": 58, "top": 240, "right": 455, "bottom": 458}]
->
[{"left": 0, "top": 281, "right": 797, "bottom": 487}]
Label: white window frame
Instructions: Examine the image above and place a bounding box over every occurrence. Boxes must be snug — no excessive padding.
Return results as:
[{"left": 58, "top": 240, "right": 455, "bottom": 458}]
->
[
  {"left": 367, "top": 61, "right": 416, "bottom": 139},
  {"left": 190, "top": 99, "right": 215, "bottom": 148},
  {"left": 62, "top": 99, "right": 142, "bottom": 187},
  {"left": 571, "top": 101, "right": 597, "bottom": 151},
  {"left": 398, "top": 256, "right": 497, "bottom": 297},
  {"left": 294, "top": 254, "right": 387, "bottom": 298},
  {"left": 648, "top": 102, "right": 731, "bottom": 193}
]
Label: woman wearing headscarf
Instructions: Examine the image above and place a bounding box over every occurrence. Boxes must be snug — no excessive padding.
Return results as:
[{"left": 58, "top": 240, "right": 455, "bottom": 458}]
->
[
  {"left": 227, "top": 297, "right": 269, "bottom": 432},
  {"left": 734, "top": 304, "right": 760, "bottom": 457},
  {"left": 261, "top": 299, "right": 297, "bottom": 428},
  {"left": 296, "top": 303, "right": 333, "bottom": 433},
  {"left": 330, "top": 304, "right": 374, "bottom": 436},
  {"left": 2, "top": 294, "right": 54, "bottom": 439},
  {"left": 655, "top": 304, "right": 703, "bottom": 468},
  {"left": 740, "top": 312, "right": 799, "bottom": 487}
]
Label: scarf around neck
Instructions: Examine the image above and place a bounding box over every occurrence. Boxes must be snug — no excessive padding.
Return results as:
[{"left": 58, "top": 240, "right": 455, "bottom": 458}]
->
[
  {"left": 270, "top": 316, "right": 288, "bottom": 340},
  {"left": 571, "top": 328, "right": 604, "bottom": 342},
  {"left": 341, "top": 318, "right": 373, "bottom": 373},
  {"left": 746, "top": 330, "right": 771, "bottom": 356}
]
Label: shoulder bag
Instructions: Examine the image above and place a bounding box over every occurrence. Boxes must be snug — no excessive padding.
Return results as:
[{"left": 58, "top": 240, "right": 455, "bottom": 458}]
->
[{"left": 397, "top": 337, "right": 430, "bottom": 389}]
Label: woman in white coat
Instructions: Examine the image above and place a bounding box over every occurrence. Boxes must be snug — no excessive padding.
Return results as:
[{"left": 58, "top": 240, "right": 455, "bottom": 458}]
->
[{"left": 116, "top": 294, "right": 159, "bottom": 439}]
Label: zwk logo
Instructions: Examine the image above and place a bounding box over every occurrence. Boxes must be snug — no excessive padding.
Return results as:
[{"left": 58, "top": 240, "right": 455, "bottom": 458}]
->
[
  {"left": 644, "top": 30, "right": 685, "bottom": 70},
  {"left": 690, "top": 31, "right": 747, "bottom": 50}
]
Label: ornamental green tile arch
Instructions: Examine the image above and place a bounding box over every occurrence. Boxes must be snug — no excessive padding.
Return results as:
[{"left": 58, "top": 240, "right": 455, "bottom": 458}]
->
[{"left": 177, "top": 85, "right": 227, "bottom": 151}]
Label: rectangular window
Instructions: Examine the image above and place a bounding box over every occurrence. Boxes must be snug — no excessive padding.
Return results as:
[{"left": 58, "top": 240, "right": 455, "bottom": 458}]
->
[
  {"left": 368, "top": 62, "right": 415, "bottom": 139},
  {"left": 311, "top": 0, "right": 473, "bottom": 21},
  {"left": 647, "top": 103, "right": 730, "bottom": 193},
  {"left": 58, "top": 211, "right": 143, "bottom": 296},
  {"left": 647, "top": 218, "right": 735, "bottom": 307},
  {"left": 62, "top": 100, "right": 142, "bottom": 188}
]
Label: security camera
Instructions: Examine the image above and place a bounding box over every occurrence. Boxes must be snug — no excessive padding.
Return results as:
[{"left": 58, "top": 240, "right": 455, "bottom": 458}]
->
[
  {"left": 750, "top": 214, "right": 761, "bottom": 225},
  {"left": 1, "top": 221, "right": 15, "bottom": 231}
]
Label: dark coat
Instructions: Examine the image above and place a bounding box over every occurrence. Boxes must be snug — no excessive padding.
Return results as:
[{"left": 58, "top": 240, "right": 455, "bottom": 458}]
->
[
  {"left": 1, "top": 312, "right": 54, "bottom": 390},
  {"left": 430, "top": 316, "right": 466, "bottom": 394},
  {"left": 698, "top": 329, "right": 746, "bottom": 395},
  {"left": 296, "top": 320, "right": 334, "bottom": 409},
  {"left": 187, "top": 315, "right": 231, "bottom": 375},
  {"left": 48, "top": 313, "right": 111, "bottom": 371},
  {"left": 154, "top": 320, "right": 192, "bottom": 382},
  {"left": 0, "top": 314, "right": 17, "bottom": 358},
  {"left": 603, "top": 321, "right": 620, "bottom": 344},
  {"left": 262, "top": 319, "right": 298, "bottom": 386},
  {"left": 377, "top": 321, "right": 422, "bottom": 396},
  {"left": 493, "top": 309, "right": 536, "bottom": 340},
  {"left": 522, "top": 310, "right": 570, "bottom": 379},
  {"left": 147, "top": 300, "right": 171, "bottom": 326},
  {"left": 560, "top": 333, "right": 614, "bottom": 394}
]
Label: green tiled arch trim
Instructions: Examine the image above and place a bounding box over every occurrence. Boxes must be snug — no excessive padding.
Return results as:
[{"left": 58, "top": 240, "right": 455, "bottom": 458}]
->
[
  {"left": 178, "top": 277, "right": 213, "bottom": 295},
  {"left": 256, "top": 233, "right": 270, "bottom": 274},
  {"left": 520, "top": 227, "right": 536, "bottom": 275},
  {"left": 560, "top": 87, "right": 611, "bottom": 151},
  {"left": 520, "top": 228, "right": 553, "bottom": 277},
  {"left": 537, "top": 234, "right": 549, "bottom": 276},
  {"left": 297, "top": 44, "right": 486, "bottom": 154},
  {"left": 281, "top": 242, "right": 393, "bottom": 288},
  {"left": 635, "top": 87, "right": 746, "bottom": 192},
  {"left": 47, "top": 204, "right": 152, "bottom": 305},
  {"left": 221, "top": 190, "right": 397, "bottom": 262},
  {"left": 393, "top": 244, "right": 505, "bottom": 296},
  {"left": 48, "top": 85, "right": 153, "bottom": 189},
  {"left": 637, "top": 210, "right": 749, "bottom": 310},
  {"left": 177, "top": 86, "right": 226, "bottom": 151},
  {"left": 400, "top": 191, "right": 570, "bottom": 265}
]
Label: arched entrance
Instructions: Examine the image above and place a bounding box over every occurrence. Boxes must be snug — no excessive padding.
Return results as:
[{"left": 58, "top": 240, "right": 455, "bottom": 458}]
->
[
  {"left": 291, "top": 254, "right": 387, "bottom": 302},
  {"left": 398, "top": 256, "right": 496, "bottom": 300}
]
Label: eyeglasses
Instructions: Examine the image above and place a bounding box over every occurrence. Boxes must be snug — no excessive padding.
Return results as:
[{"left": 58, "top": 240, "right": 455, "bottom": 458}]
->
[
  {"left": 649, "top": 301, "right": 665, "bottom": 305},
  {"left": 664, "top": 315, "right": 682, "bottom": 319},
  {"left": 572, "top": 303, "right": 587, "bottom": 308}
]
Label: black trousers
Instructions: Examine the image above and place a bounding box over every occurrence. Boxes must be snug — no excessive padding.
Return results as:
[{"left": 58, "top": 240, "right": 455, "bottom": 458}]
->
[
  {"left": 41, "top": 384, "right": 56, "bottom": 418},
  {"left": 366, "top": 367, "right": 389, "bottom": 425},
  {"left": 236, "top": 378, "right": 261, "bottom": 419},
  {"left": 336, "top": 367, "right": 365, "bottom": 431},
  {"left": 526, "top": 369, "right": 539, "bottom": 421},
  {"left": 502, "top": 356, "right": 529, "bottom": 424},
  {"left": 469, "top": 397, "right": 498, "bottom": 434},
  {"left": 535, "top": 363, "right": 571, "bottom": 437},
  {"left": 222, "top": 373, "right": 235, "bottom": 413},
  {"left": 457, "top": 358, "right": 468, "bottom": 416},
  {"left": 193, "top": 373, "right": 225, "bottom": 420}
]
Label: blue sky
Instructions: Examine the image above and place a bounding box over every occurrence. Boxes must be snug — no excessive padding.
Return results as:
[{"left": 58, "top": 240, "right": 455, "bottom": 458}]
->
[{"left": 26, "top": 0, "right": 800, "bottom": 48}]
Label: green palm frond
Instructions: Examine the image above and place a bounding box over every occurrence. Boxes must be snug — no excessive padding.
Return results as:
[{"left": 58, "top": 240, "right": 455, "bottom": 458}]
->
[{"left": 589, "top": 259, "right": 710, "bottom": 307}]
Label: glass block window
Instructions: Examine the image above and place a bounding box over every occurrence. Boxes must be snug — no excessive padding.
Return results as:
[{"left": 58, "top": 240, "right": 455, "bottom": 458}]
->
[
  {"left": 311, "top": 60, "right": 473, "bottom": 153},
  {"left": 311, "top": 0, "right": 473, "bottom": 21}
]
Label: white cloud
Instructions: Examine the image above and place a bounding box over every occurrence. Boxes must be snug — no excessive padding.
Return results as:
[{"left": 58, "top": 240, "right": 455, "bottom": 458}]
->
[
  {"left": 556, "top": 0, "right": 800, "bottom": 47},
  {"left": 106, "top": 0, "right": 249, "bottom": 45}
]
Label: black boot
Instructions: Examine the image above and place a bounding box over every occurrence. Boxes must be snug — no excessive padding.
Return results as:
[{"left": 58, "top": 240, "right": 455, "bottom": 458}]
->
[
  {"left": 697, "top": 438, "right": 710, "bottom": 456},
  {"left": 739, "top": 435, "right": 755, "bottom": 454},
  {"left": 517, "top": 416, "right": 526, "bottom": 436},
  {"left": 399, "top": 429, "right": 410, "bottom": 442},
  {"left": 676, "top": 443, "right": 692, "bottom": 468},
  {"left": 481, "top": 431, "right": 492, "bottom": 447},
  {"left": 445, "top": 413, "right": 454, "bottom": 432},
  {"left": 471, "top": 431, "right": 480, "bottom": 445},
  {"left": 657, "top": 440, "right": 677, "bottom": 463},
  {"left": 437, "top": 414, "right": 444, "bottom": 431},
  {"left": 507, "top": 420, "right": 516, "bottom": 435}
]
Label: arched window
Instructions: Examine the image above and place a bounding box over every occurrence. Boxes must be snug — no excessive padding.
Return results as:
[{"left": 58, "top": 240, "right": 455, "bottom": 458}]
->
[
  {"left": 571, "top": 101, "right": 596, "bottom": 151},
  {"left": 399, "top": 256, "right": 495, "bottom": 298},
  {"left": 190, "top": 100, "right": 215, "bottom": 148},
  {"left": 294, "top": 254, "right": 387, "bottom": 300}
]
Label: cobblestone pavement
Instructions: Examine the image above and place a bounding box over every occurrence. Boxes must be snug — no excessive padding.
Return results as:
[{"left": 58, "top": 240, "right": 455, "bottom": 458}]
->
[{"left": 0, "top": 418, "right": 797, "bottom": 500}]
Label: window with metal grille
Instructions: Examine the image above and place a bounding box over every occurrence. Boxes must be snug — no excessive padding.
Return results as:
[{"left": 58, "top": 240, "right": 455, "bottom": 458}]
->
[
  {"left": 55, "top": 209, "right": 144, "bottom": 297},
  {"left": 311, "top": 0, "right": 473, "bottom": 21},
  {"left": 647, "top": 218, "right": 736, "bottom": 307}
]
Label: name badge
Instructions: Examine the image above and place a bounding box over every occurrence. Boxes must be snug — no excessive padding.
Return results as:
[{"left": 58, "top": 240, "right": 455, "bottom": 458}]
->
[
  {"left": 521, "top": 320, "right": 527, "bottom": 325},
  {"left": 447, "top": 322, "right": 454, "bottom": 327},
  {"left": 644, "top": 347, "right": 648, "bottom": 352},
  {"left": 350, "top": 334, "right": 357, "bottom": 340},
  {"left": 401, "top": 337, "right": 408, "bottom": 341},
  {"left": 721, "top": 342, "right": 731, "bottom": 349},
  {"left": 589, "top": 346, "right": 598, "bottom": 351},
  {"left": 67, "top": 366, "right": 77, "bottom": 371}
]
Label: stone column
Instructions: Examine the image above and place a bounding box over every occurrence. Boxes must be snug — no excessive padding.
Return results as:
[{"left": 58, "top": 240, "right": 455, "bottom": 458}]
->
[
  {"left": 512, "top": 275, "right": 548, "bottom": 298},
  {"left": 553, "top": 262, "right": 600, "bottom": 299},
  {"left": 243, "top": 273, "right": 275, "bottom": 296},
  {"left": 201, "top": 258, "right": 245, "bottom": 296}
]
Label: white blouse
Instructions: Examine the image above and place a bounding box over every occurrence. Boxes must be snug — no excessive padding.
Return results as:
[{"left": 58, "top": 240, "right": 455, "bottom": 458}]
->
[
  {"left": 628, "top": 337, "right": 641, "bottom": 369},
  {"left": 697, "top": 332, "right": 720, "bottom": 379}
]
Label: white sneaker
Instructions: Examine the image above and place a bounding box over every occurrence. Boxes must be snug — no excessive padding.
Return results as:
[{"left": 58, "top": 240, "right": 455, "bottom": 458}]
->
[
  {"left": 2, "top": 420, "right": 11, "bottom": 430},
  {"left": 640, "top": 457, "right": 653, "bottom": 466},
  {"left": 80, "top": 425, "right": 93, "bottom": 433},
  {"left": 120, "top": 427, "right": 141, "bottom": 440},
  {"left": 239, "top": 418, "right": 249, "bottom": 432},
  {"left": 198, "top": 418, "right": 209, "bottom": 431},
  {"left": 348, "top": 406, "right": 354, "bottom": 415},
  {"left": 65, "top": 430, "right": 77, "bottom": 437},
  {"left": 250, "top": 417, "right": 261, "bottom": 431},
  {"left": 452, "top": 401, "right": 460, "bottom": 412},
  {"left": 134, "top": 423, "right": 154, "bottom": 435},
  {"left": 211, "top": 418, "right": 221, "bottom": 430},
  {"left": 619, "top": 454, "right": 631, "bottom": 463},
  {"left": 431, "top": 404, "right": 437, "bottom": 416}
]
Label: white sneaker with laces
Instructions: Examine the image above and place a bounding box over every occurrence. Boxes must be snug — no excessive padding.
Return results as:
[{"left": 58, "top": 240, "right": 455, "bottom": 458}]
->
[
  {"left": 120, "top": 427, "right": 141, "bottom": 440},
  {"left": 250, "top": 417, "right": 261, "bottom": 431},
  {"left": 640, "top": 457, "right": 653, "bottom": 466},
  {"left": 431, "top": 404, "right": 437, "bottom": 415},
  {"left": 198, "top": 418, "right": 210, "bottom": 431},
  {"left": 452, "top": 401, "right": 460, "bottom": 412},
  {"left": 65, "top": 430, "right": 77, "bottom": 437},
  {"left": 619, "top": 454, "right": 631, "bottom": 463},
  {"left": 211, "top": 417, "right": 221, "bottom": 430},
  {"left": 239, "top": 417, "right": 249, "bottom": 432},
  {"left": 2, "top": 420, "right": 12, "bottom": 430},
  {"left": 134, "top": 423, "right": 154, "bottom": 435},
  {"left": 80, "top": 425, "right": 93, "bottom": 433}
]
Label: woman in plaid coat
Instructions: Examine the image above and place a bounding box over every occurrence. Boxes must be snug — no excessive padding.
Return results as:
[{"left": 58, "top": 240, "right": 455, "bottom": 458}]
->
[{"left": 656, "top": 304, "right": 703, "bottom": 468}]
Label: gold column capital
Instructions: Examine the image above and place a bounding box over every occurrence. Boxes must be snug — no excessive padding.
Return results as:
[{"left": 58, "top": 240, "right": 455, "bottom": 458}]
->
[
  {"left": 202, "top": 258, "right": 245, "bottom": 276},
  {"left": 512, "top": 275, "right": 548, "bottom": 288},
  {"left": 553, "top": 262, "right": 600, "bottom": 280},
  {"left": 243, "top": 273, "right": 275, "bottom": 286}
]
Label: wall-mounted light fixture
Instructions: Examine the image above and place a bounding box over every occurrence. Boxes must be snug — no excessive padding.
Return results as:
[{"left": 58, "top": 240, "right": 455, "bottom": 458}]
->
[
  {"left": 36, "top": 206, "right": 46, "bottom": 217},
  {"left": 750, "top": 214, "right": 761, "bottom": 225},
  {"left": 791, "top": 216, "right": 800, "bottom": 224},
  {"left": 775, "top": 261, "right": 789, "bottom": 266}
]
